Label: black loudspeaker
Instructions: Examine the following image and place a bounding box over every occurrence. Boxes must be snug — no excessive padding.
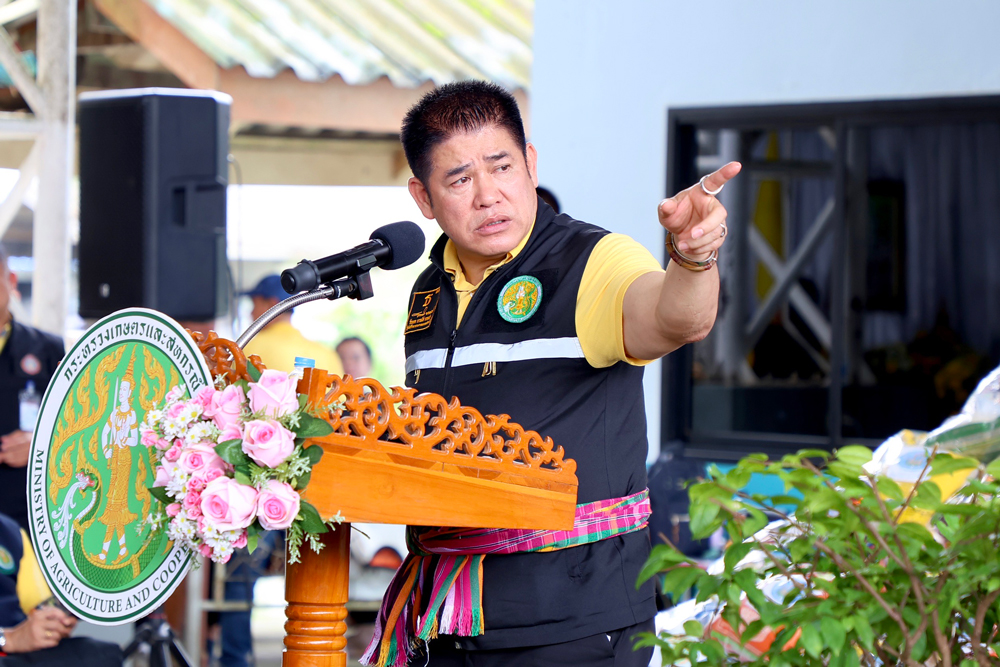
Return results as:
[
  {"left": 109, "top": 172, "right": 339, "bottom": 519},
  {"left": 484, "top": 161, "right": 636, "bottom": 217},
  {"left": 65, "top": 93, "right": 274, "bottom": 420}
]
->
[{"left": 78, "top": 88, "right": 230, "bottom": 321}]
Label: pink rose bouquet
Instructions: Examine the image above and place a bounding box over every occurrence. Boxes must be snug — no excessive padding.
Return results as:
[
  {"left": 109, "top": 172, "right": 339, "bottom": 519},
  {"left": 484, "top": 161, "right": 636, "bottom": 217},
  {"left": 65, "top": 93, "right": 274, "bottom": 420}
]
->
[{"left": 141, "top": 366, "right": 337, "bottom": 564}]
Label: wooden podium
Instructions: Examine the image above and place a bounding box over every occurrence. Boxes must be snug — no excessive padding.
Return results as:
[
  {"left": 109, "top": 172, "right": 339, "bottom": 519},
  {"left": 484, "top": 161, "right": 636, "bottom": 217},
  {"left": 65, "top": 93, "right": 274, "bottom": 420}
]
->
[{"left": 194, "top": 332, "right": 580, "bottom": 667}]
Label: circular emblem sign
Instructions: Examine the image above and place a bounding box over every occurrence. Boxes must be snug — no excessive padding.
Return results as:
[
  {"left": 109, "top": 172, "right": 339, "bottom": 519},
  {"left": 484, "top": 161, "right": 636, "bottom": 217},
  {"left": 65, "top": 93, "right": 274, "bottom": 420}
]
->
[
  {"left": 28, "top": 309, "right": 212, "bottom": 624},
  {"left": 497, "top": 275, "right": 542, "bottom": 324}
]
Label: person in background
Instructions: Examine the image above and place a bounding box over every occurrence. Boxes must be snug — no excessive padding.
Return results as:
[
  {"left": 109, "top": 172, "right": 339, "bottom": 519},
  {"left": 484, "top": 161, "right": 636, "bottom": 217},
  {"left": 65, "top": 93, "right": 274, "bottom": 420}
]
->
[
  {"left": 535, "top": 186, "right": 561, "bottom": 214},
  {"left": 336, "top": 337, "right": 373, "bottom": 379},
  {"left": 242, "top": 275, "right": 343, "bottom": 376},
  {"left": 0, "top": 247, "right": 64, "bottom": 533},
  {"left": 0, "top": 511, "right": 121, "bottom": 666}
]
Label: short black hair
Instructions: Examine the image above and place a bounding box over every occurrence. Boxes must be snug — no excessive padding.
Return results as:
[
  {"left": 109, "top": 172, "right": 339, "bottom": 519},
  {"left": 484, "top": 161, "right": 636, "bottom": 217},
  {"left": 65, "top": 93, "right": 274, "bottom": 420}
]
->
[
  {"left": 336, "top": 336, "right": 371, "bottom": 360},
  {"left": 401, "top": 80, "right": 527, "bottom": 185}
]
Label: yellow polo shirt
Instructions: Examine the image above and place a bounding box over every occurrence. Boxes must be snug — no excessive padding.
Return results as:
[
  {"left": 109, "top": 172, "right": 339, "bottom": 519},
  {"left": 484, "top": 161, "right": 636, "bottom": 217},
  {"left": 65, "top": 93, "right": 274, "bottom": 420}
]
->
[
  {"left": 443, "top": 228, "right": 664, "bottom": 368},
  {"left": 244, "top": 320, "right": 344, "bottom": 376}
]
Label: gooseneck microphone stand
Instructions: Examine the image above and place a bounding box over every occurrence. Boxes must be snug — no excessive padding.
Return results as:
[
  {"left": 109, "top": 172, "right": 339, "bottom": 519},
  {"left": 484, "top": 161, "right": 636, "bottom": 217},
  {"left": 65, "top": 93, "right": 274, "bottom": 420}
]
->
[{"left": 235, "top": 272, "right": 374, "bottom": 349}]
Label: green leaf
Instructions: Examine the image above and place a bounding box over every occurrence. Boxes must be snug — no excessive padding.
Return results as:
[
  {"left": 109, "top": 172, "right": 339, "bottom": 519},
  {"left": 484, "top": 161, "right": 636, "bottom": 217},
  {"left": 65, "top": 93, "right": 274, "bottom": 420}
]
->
[
  {"left": 247, "top": 362, "right": 262, "bottom": 382},
  {"left": 800, "top": 622, "right": 822, "bottom": 658},
  {"left": 298, "top": 501, "right": 329, "bottom": 534},
  {"left": 660, "top": 566, "right": 702, "bottom": 599},
  {"left": 637, "top": 544, "right": 690, "bottom": 586},
  {"left": 295, "top": 469, "right": 312, "bottom": 491},
  {"left": 293, "top": 414, "right": 334, "bottom": 439},
  {"left": 148, "top": 485, "right": 171, "bottom": 504},
  {"left": 689, "top": 500, "right": 721, "bottom": 538},
  {"left": 234, "top": 465, "right": 251, "bottom": 486},
  {"left": 930, "top": 452, "right": 978, "bottom": 476},
  {"left": 897, "top": 522, "right": 936, "bottom": 546},
  {"left": 247, "top": 532, "right": 258, "bottom": 554},
  {"left": 911, "top": 480, "right": 942, "bottom": 510},
  {"left": 875, "top": 477, "right": 904, "bottom": 501},
  {"left": 820, "top": 616, "right": 846, "bottom": 654},
  {"left": 215, "top": 439, "right": 250, "bottom": 466},
  {"left": 723, "top": 541, "right": 753, "bottom": 573},
  {"left": 298, "top": 394, "right": 308, "bottom": 409},
  {"left": 836, "top": 445, "right": 873, "bottom": 467},
  {"left": 682, "top": 620, "right": 703, "bottom": 638},
  {"left": 302, "top": 445, "right": 324, "bottom": 466}
]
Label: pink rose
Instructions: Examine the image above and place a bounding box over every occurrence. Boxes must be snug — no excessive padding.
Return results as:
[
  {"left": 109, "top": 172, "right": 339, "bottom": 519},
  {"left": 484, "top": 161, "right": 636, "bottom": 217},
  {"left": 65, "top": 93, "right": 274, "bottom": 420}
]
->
[
  {"left": 242, "top": 420, "right": 295, "bottom": 468},
  {"left": 183, "top": 491, "right": 201, "bottom": 509},
  {"left": 177, "top": 442, "right": 227, "bottom": 477},
  {"left": 204, "top": 385, "right": 246, "bottom": 431},
  {"left": 217, "top": 423, "right": 243, "bottom": 446},
  {"left": 255, "top": 480, "right": 301, "bottom": 530},
  {"left": 247, "top": 370, "right": 299, "bottom": 418},
  {"left": 233, "top": 532, "right": 247, "bottom": 549},
  {"left": 165, "top": 503, "right": 180, "bottom": 517},
  {"left": 205, "top": 468, "right": 224, "bottom": 482},
  {"left": 199, "top": 543, "right": 212, "bottom": 557},
  {"left": 154, "top": 437, "right": 172, "bottom": 451},
  {"left": 140, "top": 428, "right": 158, "bottom": 448},
  {"left": 193, "top": 386, "right": 217, "bottom": 408},
  {"left": 166, "top": 402, "right": 185, "bottom": 420},
  {"left": 200, "top": 477, "right": 257, "bottom": 531},
  {"left": 188, "top": 477, "right": 206, "bottom": 493},
  {"left": 164, "top": 443, "right": 182, "bottom": 463},
  {"left": 165, "top": 385, "right": 185, "bottom": 403},
  {"left": 153, "top": 461, "right": 178, "bottom": 487}
]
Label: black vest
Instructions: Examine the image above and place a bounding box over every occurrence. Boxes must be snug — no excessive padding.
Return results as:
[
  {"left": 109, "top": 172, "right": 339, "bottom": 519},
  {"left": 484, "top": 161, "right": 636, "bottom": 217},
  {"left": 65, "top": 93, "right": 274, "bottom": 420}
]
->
[
  {"left": 0, "top": 512, "right": 25, "bottom": 627},
  {"left": 404, "top": 200, "right": 656, "bottom": 649},
  {"left": 0, "top": 321, "right": 64, "bottom": 533}
]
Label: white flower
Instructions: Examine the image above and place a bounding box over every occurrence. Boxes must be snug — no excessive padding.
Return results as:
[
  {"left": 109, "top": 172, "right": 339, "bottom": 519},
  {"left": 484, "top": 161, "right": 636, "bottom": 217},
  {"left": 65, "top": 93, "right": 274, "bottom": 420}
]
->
[
  {"left": 145, "top": 409, "right": 164, "bottom": 427},
  {"left": 166, "top": 470, "right": 189, "bottom": 498},
  {"left": 162, "top": 419, "right": 184, "bottom": 439},
  {"left": 179, "top": 403, "right": 203, "bottom": 424},
  {"left": 185, "top": 421, "right": 218, "bottom": 445}
]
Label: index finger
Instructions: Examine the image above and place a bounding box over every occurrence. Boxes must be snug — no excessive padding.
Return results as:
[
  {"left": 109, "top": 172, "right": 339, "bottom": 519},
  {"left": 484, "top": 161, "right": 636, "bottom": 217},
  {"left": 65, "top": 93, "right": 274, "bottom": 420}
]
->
[{"left": 699, "top": 161, "right": 742, "bottom": 194}]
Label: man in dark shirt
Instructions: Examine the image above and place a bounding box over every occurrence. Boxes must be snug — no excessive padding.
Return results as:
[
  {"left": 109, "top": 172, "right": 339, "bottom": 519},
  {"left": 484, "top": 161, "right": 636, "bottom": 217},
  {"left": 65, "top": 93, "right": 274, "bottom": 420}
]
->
[{"left": 0, "top": 248, "right": 64, "bottom": 532}]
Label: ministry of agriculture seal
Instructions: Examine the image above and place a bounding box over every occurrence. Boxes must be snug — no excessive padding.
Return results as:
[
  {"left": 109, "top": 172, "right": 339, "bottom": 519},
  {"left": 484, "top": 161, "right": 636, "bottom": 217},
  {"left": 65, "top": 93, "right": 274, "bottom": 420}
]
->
[{"left": 27, "top": 309, "right": 212, "bottom": 624}]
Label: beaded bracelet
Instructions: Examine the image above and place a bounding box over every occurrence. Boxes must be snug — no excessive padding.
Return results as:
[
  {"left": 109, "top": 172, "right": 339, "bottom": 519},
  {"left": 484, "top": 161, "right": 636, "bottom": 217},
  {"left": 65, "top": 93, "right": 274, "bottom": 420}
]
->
[{"left": 666, "top": 231, "right": 717, "bottom": 271}]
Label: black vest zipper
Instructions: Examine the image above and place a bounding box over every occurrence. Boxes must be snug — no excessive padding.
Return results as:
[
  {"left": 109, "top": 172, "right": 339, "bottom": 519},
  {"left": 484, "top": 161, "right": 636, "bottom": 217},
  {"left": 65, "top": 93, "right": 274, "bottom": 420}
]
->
[{"left": 439, "top": 260, "right": 519, "bottom": 398}]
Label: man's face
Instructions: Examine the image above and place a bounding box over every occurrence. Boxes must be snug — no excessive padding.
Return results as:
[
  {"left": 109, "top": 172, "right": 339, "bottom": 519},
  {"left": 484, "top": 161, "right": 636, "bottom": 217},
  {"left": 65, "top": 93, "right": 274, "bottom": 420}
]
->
[
  {"left": 409, "top": 125, "right": 538, "bottom": 271},
  {"left": 337, "top": 340, "right": 372, "bottom": 379},
  {"left": 250, "top": 296, "right": 278, "bottom": 321}
]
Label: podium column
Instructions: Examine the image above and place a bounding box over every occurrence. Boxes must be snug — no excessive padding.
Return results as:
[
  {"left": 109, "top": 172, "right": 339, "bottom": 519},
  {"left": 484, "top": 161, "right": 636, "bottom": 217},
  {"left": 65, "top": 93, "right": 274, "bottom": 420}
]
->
[{"left": 283, "top": 524, "right": 351, "bottom": 667}]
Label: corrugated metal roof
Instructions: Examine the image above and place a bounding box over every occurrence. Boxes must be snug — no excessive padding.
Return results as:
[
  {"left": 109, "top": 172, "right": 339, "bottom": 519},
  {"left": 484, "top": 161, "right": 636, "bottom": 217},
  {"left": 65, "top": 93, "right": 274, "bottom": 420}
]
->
[{"left": 145, "top": 0, "right": 532, "bottom": 90}]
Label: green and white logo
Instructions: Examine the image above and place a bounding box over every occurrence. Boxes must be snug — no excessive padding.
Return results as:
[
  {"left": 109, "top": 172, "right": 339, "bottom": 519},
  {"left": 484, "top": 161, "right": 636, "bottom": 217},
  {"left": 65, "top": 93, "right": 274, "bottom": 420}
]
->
[
  {"left": 27, "top": 309, "right": 212, "bottom": 625},
  {"left": 497, "top": 275, "right": 542, "bottom": 324},
  {"left": 0, "top": 546, "right": 14, "bottom": 575}
]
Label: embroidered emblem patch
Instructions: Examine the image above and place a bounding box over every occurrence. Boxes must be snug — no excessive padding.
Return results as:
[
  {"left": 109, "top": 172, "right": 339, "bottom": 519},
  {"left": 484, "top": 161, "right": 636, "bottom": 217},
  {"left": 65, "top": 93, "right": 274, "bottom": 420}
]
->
[
  {"left": 497, "top": 276, "right": 542, "bottom": 324},
  {"left": 20, "top": 354, "right": 40, "bottom": 375},
  {"left": 405, "top": 288, "right": 440, "bottom": 334},
  {"left": 0, "top": 546, "right": 15, "bottom": 575}
]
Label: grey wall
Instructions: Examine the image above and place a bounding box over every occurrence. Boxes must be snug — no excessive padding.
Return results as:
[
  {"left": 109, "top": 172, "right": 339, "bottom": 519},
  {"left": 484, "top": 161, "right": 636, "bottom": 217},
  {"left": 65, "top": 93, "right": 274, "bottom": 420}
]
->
[{"left": 531, "top": 0, "right": 1000, "bottom": 460}]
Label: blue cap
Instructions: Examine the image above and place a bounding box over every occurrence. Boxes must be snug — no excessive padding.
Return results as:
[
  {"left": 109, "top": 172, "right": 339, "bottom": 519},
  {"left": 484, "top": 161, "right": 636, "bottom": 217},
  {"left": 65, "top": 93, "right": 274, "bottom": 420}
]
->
[
  {"left": 294, "top": 357, "right": 315, "bottom": 368},
  {"left": 242, "top": 274, "right": 287, "bottom": 301}
]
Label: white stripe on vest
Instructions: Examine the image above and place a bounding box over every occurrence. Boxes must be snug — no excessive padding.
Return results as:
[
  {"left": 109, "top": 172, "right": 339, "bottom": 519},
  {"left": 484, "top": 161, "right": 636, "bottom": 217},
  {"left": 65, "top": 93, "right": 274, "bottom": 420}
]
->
[{"left": 405, "top": 337, "right": 585, "bottom": 374}]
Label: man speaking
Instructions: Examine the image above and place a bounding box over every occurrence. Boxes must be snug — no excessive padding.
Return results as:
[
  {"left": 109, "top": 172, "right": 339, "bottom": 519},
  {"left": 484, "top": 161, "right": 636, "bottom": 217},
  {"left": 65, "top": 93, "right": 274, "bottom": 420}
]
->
[{"left": 365, "top": 81, "right": 738, "bottom": 667}]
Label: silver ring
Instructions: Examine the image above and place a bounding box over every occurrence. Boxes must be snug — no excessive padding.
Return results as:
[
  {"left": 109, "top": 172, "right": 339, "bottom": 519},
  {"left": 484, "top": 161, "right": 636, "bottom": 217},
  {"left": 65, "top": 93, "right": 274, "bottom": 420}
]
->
[
  {"left": 699, "top": 175, "right": 724, "bottom": 196},
  {"left": 719, "top": 222, "right": 727, "bottom": 239}
]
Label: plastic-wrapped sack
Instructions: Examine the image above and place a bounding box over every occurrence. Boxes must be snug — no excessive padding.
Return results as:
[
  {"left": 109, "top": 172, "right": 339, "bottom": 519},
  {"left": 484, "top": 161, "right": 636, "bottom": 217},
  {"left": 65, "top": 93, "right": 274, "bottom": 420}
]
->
[
  {"left": 864, "top": 429, "right": 977, "bottom": 525},
  {"left": 924, "top": 365, "right": 1000, "bottom": 462}
]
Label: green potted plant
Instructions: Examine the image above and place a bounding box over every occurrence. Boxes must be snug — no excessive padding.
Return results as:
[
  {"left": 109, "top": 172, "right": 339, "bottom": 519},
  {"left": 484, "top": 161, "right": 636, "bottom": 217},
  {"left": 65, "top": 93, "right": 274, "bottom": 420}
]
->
[{"left": 640, "top": 442, "right": 1000, "bottom": 667}]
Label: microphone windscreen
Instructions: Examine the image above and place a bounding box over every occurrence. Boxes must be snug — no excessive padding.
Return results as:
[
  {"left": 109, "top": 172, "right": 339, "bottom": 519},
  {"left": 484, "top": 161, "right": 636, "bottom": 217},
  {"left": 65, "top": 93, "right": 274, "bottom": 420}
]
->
[{"left": 370, "top": 221, "right": 425, "bottom": 270}]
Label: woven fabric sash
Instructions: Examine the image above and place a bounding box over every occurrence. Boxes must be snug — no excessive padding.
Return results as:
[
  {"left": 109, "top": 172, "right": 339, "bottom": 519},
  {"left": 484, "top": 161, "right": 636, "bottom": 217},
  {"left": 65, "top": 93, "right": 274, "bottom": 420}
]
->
[{"left": 360, "top": 489, "right": 651, "bottom": 667}]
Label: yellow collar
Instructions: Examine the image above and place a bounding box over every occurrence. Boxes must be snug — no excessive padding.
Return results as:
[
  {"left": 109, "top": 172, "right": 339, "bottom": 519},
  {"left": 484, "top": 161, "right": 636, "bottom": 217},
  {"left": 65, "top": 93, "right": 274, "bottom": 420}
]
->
[{"left": 443, "top": 221, "right": 535, "bottom": 291}]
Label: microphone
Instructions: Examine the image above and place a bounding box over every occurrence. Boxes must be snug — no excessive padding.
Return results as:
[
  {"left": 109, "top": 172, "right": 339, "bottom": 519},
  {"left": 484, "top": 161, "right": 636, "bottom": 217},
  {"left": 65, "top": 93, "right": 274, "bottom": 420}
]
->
[{"left": 280, "top": 221, "right": 425, "bottom": 293}]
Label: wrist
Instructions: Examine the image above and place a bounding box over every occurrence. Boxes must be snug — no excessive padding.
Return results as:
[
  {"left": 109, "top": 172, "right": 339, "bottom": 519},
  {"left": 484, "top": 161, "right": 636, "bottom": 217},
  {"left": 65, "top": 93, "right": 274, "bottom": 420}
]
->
[{"left": 666, "top": 232, "right": 717, "bottom": 271}]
